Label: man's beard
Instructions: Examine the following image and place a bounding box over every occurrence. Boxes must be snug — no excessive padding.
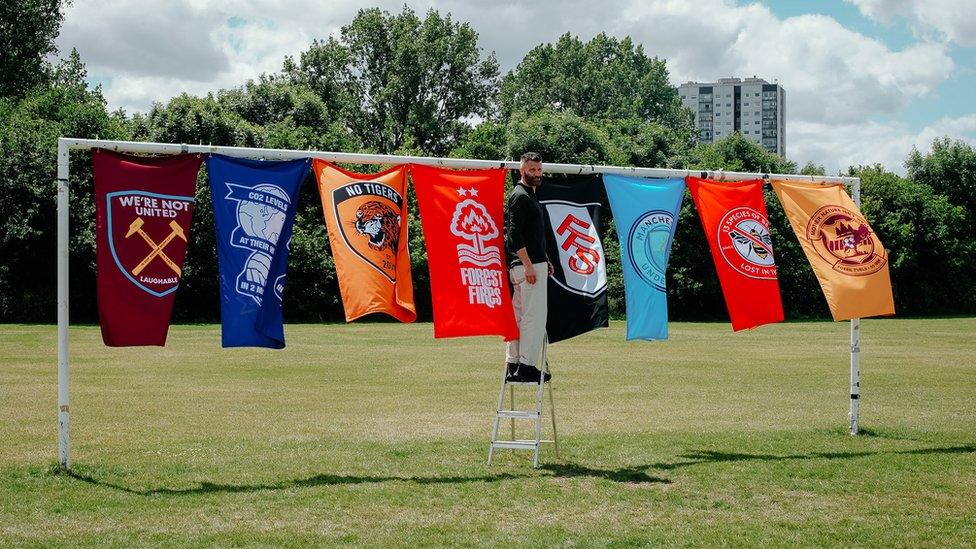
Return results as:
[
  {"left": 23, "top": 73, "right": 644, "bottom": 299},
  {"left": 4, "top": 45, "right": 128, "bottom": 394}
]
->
[{"left": 524, "top": 175, "right": 542, "bottom": 187}]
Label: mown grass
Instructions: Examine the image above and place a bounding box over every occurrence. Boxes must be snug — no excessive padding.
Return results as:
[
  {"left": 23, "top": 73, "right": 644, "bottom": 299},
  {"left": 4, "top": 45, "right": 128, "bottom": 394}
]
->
[{"left": 2, "top": 319, "right": 974, "bottom": 546}]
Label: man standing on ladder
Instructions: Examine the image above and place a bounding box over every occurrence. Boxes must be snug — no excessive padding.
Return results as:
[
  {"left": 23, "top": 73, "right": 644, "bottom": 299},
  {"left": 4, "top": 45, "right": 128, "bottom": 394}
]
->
[{"left": 504, "top": 152, "right": 553, "bottom": 383}]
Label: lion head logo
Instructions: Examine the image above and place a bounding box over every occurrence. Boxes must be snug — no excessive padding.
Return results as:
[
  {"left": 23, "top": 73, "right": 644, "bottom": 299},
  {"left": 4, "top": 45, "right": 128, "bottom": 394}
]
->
[{"left": 353, "top": 200, "right": 400, "bottom": 252}]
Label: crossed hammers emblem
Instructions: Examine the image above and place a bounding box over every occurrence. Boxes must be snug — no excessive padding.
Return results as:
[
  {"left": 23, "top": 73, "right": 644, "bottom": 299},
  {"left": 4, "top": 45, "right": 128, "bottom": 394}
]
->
[{"left": 125, "top": 217, "right": 187, "bottom": 276}]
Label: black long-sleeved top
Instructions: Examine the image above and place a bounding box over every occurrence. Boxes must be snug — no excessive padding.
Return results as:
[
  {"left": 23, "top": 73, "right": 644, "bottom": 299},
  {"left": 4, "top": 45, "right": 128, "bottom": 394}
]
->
[{"left": 505, "top": 182, "right": 548, "bottom": 267}]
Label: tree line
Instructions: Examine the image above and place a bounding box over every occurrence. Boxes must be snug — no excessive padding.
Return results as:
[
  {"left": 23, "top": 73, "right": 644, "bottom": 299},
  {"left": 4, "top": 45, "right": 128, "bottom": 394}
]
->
[{"left": 2, "top": 3, "right": 974, "bottom": 323}]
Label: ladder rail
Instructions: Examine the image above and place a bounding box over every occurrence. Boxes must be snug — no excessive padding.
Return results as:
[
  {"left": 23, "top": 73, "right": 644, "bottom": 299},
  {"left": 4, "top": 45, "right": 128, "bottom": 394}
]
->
[
  {"left": 532, "top": 338, "right": 547, "bottom": 467},
  {"left": 547, "top": 376, "right": 559, "bottom": 459},
  {"left": 510, "top": 385, "right": 515, "bottom": 441},
  {"left": 487, "top": 356, "right": 511, "bottom": 465},
  {"left": 488, "top": 336, "right": 558, "bottom": 468}
]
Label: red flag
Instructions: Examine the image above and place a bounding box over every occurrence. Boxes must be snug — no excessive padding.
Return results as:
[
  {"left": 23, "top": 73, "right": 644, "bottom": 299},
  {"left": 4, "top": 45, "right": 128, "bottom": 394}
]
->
[
  {"left": 686, "top": 176, "right": 784, "bottom": 331},
  {"left": 93, "top": 149, "right": 203, "bottom": 346},
  {"left": 410, "top": 164, "right": 518, "bottom": 340}
]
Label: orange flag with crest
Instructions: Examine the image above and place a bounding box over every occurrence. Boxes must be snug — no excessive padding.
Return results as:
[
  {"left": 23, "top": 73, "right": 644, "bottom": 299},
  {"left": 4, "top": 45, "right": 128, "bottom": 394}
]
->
[
  {"left": 314, "top": 160, "right": 416, "bottom": 322},
  {"left": 772, "top": 180, "right": 894, "bottom": 321}
]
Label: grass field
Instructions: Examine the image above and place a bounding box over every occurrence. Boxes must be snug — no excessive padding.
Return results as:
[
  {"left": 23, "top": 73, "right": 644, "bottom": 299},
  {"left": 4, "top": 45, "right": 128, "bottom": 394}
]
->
[{"left": 2, "top": 319, "right": 975, "bottom": 546}]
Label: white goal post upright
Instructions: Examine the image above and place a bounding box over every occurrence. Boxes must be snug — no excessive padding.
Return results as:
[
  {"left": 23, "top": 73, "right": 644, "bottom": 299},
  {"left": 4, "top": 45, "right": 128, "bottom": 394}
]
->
[
  {"left": 850, "top": 182, "right": 862, "bottom": 435},
  {"left": 54, "top": 137, "right": 863, "bottom": 469},
  {"left": 57, "top": 139, "right": 71, "bottom": 468}
]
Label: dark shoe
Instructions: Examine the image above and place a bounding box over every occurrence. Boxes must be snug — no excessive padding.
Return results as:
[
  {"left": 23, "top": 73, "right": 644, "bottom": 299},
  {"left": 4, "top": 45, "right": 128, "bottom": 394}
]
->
[
  {"left": 514, "top": 363, "right": 551, "bottom": 383},
  {"left": 505, "top": 362, "right": 519, "bottom": 381}
]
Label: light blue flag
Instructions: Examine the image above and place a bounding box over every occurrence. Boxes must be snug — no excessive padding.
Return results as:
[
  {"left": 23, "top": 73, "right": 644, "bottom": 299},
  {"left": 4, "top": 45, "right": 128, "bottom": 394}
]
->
[{"left": 604, "top": 175, "right": 685, "bottom": 340}]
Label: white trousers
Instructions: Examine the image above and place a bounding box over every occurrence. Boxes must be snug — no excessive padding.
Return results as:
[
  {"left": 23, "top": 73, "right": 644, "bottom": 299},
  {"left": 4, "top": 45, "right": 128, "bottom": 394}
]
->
[{"left": 505, "top": 262, "right": 548, "bottom": 366}]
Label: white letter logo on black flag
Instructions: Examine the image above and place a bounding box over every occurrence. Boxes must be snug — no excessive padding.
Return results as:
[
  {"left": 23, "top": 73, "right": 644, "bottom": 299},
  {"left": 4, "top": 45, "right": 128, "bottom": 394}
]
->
[{"left": 536, "top": 174, "right": 609, "bottom": 343}]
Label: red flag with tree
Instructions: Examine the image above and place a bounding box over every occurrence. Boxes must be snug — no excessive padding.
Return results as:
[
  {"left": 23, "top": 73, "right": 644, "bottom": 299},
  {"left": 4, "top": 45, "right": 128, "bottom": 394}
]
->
[{"left": 410, "top": 164, "right": 518, "bottom": 340}]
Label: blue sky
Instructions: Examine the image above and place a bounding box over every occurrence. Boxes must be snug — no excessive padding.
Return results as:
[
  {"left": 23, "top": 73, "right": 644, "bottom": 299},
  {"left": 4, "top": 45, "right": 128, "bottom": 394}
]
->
[
  {"left": 766, "top": 0, "right": 974, "bottom": 130},
  {"left": 56, "top": 0, "right": 976, "bottom": 174}
]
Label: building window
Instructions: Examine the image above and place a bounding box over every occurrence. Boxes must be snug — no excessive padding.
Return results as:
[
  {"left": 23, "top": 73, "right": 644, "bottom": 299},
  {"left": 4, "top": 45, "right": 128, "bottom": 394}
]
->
[
  {"left": 755, "top": 120, "right": 760, "bottom": 125},
  {"left": 744, "top": 102, "right": 749, "bottom": 106}
]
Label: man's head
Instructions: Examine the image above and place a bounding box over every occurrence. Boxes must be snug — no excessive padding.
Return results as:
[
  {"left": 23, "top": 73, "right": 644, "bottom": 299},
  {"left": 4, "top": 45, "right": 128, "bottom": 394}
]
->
[{"left": 519, "top": 152, "right": 543, "bottom": 187}]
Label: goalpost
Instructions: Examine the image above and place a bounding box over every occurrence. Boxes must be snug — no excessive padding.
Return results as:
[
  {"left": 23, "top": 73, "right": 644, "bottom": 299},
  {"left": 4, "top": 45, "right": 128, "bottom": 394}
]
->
[{"left": 55, "top": 137, "right": 864, "bottom": 469}]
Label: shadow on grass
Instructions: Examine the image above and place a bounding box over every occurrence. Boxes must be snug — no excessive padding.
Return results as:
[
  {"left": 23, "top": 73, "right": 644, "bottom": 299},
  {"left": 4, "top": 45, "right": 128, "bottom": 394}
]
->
[
  {"left": 62, "top": 463, "right": 672, "bottom": 495},
  {"left": 59, "top": 469, "right": 530, "bottom": 496},
  {"left": 55, "top": 444, "right": 975, "bottom": 496},
  {"left": 541, "top": 463, "right": 671, "bottom": 484},
  {"left": 652, "top": 444, "right": 976, "bottom": 471},
  {"left": 543, "top": 443, "right": 976, "bottom": 484}
]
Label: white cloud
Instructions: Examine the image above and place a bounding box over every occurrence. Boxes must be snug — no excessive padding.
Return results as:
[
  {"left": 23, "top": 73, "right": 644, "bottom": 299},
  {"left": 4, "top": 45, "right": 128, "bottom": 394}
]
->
[
  {"left": 57, "top": 0, "right": 357, "bottom": 112},
  {"left": 610, "top": 1, "right": 953, "bottom": 123},
  {"left": 846, "top": 0, "right": 976, "bottom": 46},
  {"left": 58, "top": 0, "right": 230, "bottom": 81},
  {"left": 55, "top": 0, "right": 966, "bottom": 172},
  {"left": 790, "top": 114, "right": 976, "bottom": 175}
]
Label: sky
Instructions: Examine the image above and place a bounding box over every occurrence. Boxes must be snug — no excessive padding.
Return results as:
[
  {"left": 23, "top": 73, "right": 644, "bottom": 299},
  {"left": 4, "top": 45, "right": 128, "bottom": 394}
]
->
[{"left": 55, "top": 0, "right": 976, "bottom": 174}]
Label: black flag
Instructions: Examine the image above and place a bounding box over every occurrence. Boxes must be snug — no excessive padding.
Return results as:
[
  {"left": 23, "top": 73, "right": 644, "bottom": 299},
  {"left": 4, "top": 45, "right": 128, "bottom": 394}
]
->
[{"left": 536, "top": 174, "right": 609, "bottom": 343}]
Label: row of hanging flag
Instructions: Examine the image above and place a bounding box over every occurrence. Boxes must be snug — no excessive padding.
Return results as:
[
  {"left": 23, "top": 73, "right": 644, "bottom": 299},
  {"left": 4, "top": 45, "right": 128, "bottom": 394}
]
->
[{"left": 91, "top": 148, "right": 894, "bottom": 348}]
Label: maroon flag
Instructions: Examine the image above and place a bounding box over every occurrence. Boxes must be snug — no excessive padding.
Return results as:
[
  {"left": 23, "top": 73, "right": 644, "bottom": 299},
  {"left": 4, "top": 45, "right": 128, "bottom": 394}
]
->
[{"left": 93, "top": 149, "right": 203, "bottom": 346}]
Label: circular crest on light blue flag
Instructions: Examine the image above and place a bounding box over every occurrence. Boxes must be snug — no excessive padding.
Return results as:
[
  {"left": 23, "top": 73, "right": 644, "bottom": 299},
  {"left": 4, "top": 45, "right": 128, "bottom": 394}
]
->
[{"left": 604, "top": 175, "right": 685, "bottom": 341}]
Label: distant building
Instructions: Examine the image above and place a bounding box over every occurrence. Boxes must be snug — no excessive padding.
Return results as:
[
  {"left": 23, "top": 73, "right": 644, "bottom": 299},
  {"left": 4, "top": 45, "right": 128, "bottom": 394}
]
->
[{"left": 678, "top": 77, "right": 785, "bottom": 157}]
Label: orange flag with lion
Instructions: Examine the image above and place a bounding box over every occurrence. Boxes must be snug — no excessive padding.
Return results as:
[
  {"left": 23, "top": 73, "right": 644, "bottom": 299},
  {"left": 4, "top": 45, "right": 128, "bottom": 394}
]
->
[{"left": 314, "top": 160, "right": 416, "bottom": 322}]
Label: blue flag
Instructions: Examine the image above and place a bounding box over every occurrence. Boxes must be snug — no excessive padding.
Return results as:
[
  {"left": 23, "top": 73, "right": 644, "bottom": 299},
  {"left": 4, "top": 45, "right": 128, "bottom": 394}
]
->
[
  {"left": 604, "top": 175, "right": 685, "bottom": 340},
  {"left": 207, "top": 155, "right": 311, "bottom": 348}
]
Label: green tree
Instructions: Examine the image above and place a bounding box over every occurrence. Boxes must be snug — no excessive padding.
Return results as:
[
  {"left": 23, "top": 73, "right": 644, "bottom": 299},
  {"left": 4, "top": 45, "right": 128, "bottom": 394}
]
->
[
  {"left": 287, "top": 6, "right": 499, "bottom": 156},
  {"left": 905, "top": 138, "right": 976, "bottom": 226},
  {"left": 129, "top": 93, "right": 260, "bottom": 147},
  {"left": 449, "top": 121, "right": 506, "bottom": 161},
  {"left": 799, "top": 161, "right": 826, "bottom": 176},
  {"left": 504, "top": 109, "right": 614, "bottom": 165},
  {"left": 0, "top": 0, "right": 66, "bottom": 98},
  {"left": 0, "top": 50, "right": 128, "bottom": 321},
  {"left": 499, "top": 32, "right": 691, "bottom": 133},
  {"left": 855, "top": 164, "right": 974, "bottom": 314},
  {"left": 683, "top": 132, "right": 796, "bottom": 173}
]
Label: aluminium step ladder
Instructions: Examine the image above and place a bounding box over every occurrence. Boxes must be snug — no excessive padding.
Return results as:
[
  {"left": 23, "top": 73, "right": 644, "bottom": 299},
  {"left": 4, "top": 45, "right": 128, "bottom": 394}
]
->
[{"left": 487, "top": 339, "right": 559, "bottom": 468}]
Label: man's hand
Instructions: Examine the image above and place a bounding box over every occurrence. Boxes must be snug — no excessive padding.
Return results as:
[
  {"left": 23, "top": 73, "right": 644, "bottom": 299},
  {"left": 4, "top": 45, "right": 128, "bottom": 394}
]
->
[{"left": 525, "top": 263, "right": 537, "bottom": 284}]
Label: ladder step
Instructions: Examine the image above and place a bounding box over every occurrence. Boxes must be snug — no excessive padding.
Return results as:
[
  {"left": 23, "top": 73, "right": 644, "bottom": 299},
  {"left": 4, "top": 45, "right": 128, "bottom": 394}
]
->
[
  {"left": 504, "top": 380, "right": 548, "bottom": 386},
  {"left": 491, "top": 440, "right": 539, "bottom": 450},
  {"left": 495, "top": 410, "right": 539, "bottom": 420}
]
